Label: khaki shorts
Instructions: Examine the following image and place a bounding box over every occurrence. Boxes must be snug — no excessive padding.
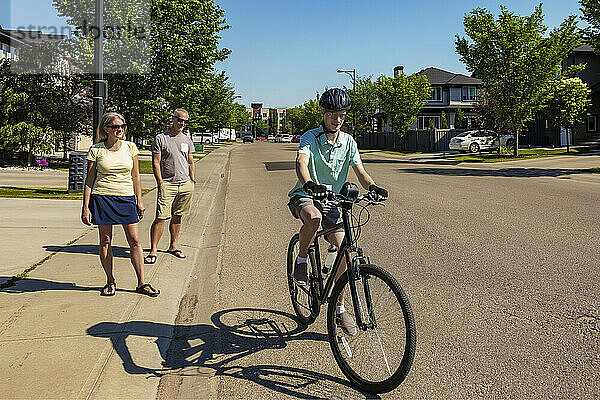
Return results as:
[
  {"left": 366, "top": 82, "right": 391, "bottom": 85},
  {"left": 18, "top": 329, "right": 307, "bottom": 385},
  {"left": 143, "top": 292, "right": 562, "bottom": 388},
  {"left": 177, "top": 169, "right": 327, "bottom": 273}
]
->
[
  {"left": 288, "top": 195, "right": 343, "bottom": 233},
  {"left": 156, "top": 180, "right": 194, "bottom": 219}
]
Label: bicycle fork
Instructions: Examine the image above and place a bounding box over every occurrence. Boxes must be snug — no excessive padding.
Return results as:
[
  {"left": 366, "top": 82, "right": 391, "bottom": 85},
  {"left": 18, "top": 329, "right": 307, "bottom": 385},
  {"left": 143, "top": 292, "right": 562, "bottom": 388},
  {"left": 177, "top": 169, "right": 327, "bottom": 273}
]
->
[{"left": 345, "top": 250, "right": 376, "bottom": 331}]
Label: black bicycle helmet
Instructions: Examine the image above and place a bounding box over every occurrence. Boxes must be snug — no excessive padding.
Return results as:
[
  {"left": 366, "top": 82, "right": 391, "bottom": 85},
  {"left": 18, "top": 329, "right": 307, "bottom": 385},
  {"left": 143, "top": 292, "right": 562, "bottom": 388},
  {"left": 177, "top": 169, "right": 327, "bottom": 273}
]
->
[{"left": 319, "top": 88, "right": 351, "bottom": 111}]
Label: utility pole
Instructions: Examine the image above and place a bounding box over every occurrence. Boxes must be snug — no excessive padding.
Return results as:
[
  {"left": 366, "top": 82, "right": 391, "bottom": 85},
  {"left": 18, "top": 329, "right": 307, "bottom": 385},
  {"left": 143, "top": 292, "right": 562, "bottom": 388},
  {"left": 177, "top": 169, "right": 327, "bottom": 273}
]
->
[
  {"left": 93, "top": 0, "right": 106, "bottom": 143},
  {"left": 337, "top": 68, "right": 356, "bottom": 138}
]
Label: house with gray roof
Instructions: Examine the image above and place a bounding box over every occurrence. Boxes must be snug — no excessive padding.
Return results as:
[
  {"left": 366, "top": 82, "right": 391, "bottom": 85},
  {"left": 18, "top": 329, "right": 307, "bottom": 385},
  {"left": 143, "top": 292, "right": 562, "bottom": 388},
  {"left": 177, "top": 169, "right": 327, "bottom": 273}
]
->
[
  {"left": 375, "top": 66, "right": 482, "bottom": 133},
  {"left": 412, "top": 66, "right": 481, "bottom": 129}
]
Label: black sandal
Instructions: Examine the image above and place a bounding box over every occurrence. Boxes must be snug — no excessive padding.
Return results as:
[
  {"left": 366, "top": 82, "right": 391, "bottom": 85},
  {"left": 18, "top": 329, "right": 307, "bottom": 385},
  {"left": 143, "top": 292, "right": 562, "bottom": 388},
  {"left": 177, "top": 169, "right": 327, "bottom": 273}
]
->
[
  {"left": 144, "top": 254, "right": 157, "bottom": 264},
  {"left": 136, "top": 283, "right": 160, "bottom": 297},
  {"left": 100, "top": 282, "right": 116, "bottom": 296}
]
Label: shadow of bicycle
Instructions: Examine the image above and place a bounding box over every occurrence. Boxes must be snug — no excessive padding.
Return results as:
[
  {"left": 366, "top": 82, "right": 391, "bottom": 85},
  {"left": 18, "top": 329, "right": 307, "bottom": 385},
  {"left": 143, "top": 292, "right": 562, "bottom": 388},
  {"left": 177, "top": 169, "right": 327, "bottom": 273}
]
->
[{"left": 87, "top": 308, "right": 380, "bottom": 399}]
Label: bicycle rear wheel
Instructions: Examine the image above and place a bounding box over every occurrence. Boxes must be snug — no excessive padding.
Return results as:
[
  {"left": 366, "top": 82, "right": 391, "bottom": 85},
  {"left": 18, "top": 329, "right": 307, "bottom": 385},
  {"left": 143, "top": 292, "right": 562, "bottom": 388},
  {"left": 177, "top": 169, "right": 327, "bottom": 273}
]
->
[
  {"left": 326, "top": 264, "right": 416, "bottom": 394},
  {"left": 287, "top": 234, "right": 318, "bottom": 325}
]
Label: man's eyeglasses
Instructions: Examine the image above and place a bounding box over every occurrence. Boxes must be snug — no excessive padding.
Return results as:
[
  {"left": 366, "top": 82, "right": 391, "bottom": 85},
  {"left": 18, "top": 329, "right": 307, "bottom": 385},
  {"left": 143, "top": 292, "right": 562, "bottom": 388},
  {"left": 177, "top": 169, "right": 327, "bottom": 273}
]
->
[
  {"left": 107, "top": 124, "right": 127, "bottom": 130},
  {"left": 327, "top": 112, "right": 347, "bottom": 120},
  {"left": 174, "top": 116, "right": 189, "bottom": 124}
]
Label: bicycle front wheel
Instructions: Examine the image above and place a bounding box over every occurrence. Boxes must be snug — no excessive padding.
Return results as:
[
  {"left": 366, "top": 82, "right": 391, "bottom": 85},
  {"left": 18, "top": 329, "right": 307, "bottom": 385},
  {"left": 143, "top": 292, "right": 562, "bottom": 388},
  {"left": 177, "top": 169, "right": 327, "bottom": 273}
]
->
[
  {"left": 287, "top": 234, "right": 318, "bottom": 326},
  {"left": 326, "top": 264, "right": 416, "bottom": 394}
]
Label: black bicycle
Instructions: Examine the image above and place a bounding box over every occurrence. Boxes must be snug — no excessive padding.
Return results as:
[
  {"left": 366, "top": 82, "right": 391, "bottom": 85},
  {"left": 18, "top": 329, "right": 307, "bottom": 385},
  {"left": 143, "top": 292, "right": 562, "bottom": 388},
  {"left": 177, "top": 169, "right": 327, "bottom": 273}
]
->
[{"left": 286, "top": 183, "right": 416, "bottom": 394}]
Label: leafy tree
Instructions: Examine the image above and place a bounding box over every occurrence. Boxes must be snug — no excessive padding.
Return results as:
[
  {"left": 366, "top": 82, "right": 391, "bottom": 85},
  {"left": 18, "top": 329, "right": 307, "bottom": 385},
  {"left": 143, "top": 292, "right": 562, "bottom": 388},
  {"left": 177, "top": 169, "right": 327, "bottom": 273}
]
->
[
  {"left": 254, "top": 119, "right": 268, "bottom": 137},
  {"left": 544, "top": 77, "right": 591, "bottom": 152},
  {"left": 288, "top": 99, "right": 322, "bottom": 135},
  {"left": 347, "top": 75, "right": 378, "bottom": 135},
  {"left": 581, "top": 0, "right": 600, "bottom": 52},
  {"left": 454, "top": 105, "right": 465, "bottom": 129},
  {"left": 456, "top": 5, "right": 582, "bottom": 156},
  {"left": 376, "top": 73, "right": 431, "bottom": 147},
  {"left": 440, "top": 111, "right": 449, "bottom": 129}
]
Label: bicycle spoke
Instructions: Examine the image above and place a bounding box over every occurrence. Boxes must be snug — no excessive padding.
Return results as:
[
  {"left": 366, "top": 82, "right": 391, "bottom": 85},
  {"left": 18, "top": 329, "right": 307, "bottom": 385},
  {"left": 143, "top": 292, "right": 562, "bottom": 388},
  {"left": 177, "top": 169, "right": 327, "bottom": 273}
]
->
[{"left": 327, "top": 265, "right": 415, "bottom": 392}]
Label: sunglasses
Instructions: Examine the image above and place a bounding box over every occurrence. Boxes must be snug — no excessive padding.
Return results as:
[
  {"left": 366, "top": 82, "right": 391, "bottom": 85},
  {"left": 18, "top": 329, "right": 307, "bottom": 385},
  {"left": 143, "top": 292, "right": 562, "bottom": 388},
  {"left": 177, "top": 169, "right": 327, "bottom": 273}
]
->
[
  {"left": 327, "top": 111, "right": 347, "bottom": 120},
  {"left": 107, "top": 123, "right": 127, "bottom": 130},
  {"left": 174, "top": 116, "right": 189, "bottom": 123}
]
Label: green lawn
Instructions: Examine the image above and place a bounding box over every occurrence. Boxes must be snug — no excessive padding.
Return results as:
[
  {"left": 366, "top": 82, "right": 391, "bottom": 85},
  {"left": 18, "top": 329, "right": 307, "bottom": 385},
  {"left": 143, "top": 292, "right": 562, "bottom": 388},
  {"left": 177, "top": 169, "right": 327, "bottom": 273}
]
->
[
  {"left": 0, "top": 187, "right": 153, "bottom": 200},
  {"left": 444, "top": 148, "right": 581, "bottom": 162}
]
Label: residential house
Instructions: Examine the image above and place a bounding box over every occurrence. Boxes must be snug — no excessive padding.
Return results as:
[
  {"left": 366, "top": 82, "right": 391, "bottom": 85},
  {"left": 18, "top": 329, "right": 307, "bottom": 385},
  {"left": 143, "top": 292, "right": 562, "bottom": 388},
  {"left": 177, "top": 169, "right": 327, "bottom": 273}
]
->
[
  {"left": 375, "top": 66, "right": 482, "bottom": 132},
  {"left": 524, "top": 44, "right": 600, "bottom": 147}
]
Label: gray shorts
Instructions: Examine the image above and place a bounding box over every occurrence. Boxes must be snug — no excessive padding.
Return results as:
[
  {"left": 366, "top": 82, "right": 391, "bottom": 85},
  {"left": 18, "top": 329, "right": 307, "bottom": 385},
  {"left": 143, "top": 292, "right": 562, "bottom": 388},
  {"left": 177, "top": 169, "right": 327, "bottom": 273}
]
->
[{"left": 288, "top": 195, "right": 343, "bottom": 233}]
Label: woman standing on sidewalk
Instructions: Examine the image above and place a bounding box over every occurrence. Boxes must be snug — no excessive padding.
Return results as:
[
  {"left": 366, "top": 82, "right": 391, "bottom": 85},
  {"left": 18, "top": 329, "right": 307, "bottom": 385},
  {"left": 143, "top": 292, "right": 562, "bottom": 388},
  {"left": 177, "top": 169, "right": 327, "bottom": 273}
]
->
[{"left": 81, "top": 112, "right": 159, "bottom": 297}]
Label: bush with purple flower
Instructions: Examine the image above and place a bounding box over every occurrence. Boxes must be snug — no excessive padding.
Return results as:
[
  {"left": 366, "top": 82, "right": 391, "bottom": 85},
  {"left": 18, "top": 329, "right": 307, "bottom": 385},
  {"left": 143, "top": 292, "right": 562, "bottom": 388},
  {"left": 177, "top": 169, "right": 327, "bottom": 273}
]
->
[{"left": 35, "top": 158, "right": 49, "bottom": 170}]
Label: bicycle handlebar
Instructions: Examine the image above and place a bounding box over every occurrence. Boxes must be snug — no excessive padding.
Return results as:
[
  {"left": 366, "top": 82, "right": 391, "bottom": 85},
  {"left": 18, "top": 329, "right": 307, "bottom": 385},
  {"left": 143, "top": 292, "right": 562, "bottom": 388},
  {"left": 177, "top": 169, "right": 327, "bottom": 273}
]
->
[{"left": 307, "top": 189, "right": 386, "bottom": 206}]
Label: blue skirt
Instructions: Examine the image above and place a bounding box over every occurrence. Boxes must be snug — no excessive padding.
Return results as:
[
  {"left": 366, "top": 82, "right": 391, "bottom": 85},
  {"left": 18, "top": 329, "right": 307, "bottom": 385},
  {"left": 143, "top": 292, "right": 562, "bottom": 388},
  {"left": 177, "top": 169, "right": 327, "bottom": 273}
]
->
[{"left": 89, "top": 194, "right": 139, "bottom": 225}]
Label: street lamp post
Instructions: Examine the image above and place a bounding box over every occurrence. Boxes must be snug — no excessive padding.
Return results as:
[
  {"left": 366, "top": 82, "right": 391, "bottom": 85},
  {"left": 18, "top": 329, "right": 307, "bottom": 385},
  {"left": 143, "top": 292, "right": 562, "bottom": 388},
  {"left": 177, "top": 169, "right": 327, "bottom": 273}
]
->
[
  {"left": 337, "top": 68, "right": 356, "bottom": 138},
  {"left": 93, "top": 0, "right": 105, "bottom": 143}
]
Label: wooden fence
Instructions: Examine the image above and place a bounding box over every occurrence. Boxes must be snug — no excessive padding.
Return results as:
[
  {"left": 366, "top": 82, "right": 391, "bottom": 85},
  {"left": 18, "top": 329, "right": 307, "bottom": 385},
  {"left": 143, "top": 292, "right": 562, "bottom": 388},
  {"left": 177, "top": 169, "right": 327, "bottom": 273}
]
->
[{"left": 357, "top": 129, "right": 466, "bottom": 152}]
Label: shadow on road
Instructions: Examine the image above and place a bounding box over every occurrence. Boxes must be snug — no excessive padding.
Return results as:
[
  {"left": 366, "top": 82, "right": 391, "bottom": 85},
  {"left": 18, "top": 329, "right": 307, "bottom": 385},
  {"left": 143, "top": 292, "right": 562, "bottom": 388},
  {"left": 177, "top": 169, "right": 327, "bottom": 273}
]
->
[
  {"left": 87, "top": 308, "right": 379, "bottom": 399},
  {"left": 399, "top": 167, "right": 593, "bottom": 178}
]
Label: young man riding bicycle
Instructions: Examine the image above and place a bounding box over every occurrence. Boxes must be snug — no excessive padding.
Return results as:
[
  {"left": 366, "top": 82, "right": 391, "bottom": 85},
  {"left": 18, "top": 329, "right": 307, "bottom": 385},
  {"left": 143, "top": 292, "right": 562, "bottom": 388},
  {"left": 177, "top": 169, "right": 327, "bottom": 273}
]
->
[{"left": 288, "top": 88, "right": 388, "bottom": 335}]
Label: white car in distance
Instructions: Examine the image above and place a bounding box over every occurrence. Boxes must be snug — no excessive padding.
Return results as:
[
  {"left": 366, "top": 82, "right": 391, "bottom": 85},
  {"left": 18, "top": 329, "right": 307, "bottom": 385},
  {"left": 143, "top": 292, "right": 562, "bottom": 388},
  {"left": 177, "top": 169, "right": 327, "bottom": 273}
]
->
[{"left": 449, "top": 130, "right": 515, "bottom": 153}]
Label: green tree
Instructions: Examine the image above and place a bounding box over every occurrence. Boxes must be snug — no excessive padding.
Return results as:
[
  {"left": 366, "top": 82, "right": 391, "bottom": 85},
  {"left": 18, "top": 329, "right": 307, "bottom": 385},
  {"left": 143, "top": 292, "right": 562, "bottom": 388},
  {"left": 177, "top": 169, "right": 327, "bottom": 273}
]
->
[
  {"left": 456, "top": 5, "right": 582, "bottom": 156},
  {"left": 347, "top": 75, "right": 378, "bottom": 134},
  {"left": 254, "top": 119, "right": 268, "bottom": 137},
  {"left": 375, "top": 73, "right": 431, "bottom": 147},
  {"left": 454, "top": 105, "right": 465, "bottom": 129},
  {"left": 288, "top": 99, "right": 321, "bottom": 135},
  {"left": 544, "top": 77, "right": 591, "bottom": 152},
  {"left": 580, "top": 0, "right": 600, "bottom": 52},
  {"left": 440, "top": 111, "right": 449, "bottom": 129}
]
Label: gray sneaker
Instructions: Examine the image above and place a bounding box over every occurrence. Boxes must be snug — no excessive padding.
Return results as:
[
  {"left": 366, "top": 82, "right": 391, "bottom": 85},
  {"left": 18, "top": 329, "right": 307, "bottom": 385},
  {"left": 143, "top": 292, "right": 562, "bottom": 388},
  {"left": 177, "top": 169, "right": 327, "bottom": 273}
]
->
[
  {"left": 293, "top": 260, "right": 308, "bottom": 285},
  {"left": 336, "top": 311, "right": 358, "bottom": 336}
]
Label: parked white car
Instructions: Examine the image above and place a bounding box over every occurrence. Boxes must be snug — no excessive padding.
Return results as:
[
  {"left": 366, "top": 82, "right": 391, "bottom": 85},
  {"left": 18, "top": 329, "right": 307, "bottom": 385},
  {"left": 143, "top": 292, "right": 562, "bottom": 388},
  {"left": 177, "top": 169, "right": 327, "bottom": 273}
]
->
[
  {"left": 449, "top": 130, "right": 515, "bottom": 153},
  {"left": 280, "top": 134, "right": 292, "bottom": 143}
]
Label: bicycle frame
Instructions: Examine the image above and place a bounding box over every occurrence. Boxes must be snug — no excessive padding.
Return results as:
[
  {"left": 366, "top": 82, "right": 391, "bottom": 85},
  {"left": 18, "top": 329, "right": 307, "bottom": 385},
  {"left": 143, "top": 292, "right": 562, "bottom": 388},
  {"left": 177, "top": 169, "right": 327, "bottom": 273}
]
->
[{"left": 306, "top": 198, "right": 372, "bottom": 330}]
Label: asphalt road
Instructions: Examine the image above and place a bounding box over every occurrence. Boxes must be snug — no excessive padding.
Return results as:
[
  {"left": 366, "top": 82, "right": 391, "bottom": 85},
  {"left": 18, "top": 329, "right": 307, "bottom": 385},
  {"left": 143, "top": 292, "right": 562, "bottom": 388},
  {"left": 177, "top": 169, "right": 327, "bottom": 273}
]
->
[{"left": 179, "top": 142, "right": 600, "bottom": 399}]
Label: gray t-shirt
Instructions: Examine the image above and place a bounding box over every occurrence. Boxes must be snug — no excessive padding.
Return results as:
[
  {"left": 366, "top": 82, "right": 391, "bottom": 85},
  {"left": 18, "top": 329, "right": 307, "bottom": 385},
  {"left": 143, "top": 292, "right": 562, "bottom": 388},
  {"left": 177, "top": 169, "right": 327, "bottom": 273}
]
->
[{"left": 151, "top": 131, "right": 195, "bottom": 183}]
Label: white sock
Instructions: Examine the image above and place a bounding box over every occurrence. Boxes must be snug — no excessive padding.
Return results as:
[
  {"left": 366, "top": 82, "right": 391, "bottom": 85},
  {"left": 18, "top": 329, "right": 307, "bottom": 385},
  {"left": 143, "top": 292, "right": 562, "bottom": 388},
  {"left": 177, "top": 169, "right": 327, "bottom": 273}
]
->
[
  {"left": 296, "top": 256, "right": 308, "bottom": 264},
  {"left": 336, "top": 305, "right": 346, "bottom": 314}
]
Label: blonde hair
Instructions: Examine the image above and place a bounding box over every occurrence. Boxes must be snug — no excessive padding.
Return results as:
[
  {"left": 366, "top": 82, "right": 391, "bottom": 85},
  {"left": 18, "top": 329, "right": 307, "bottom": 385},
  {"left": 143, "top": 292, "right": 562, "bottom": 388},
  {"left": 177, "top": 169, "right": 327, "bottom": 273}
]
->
[{"left": 96, "top": 112, "right": 127, "bottom": 142}]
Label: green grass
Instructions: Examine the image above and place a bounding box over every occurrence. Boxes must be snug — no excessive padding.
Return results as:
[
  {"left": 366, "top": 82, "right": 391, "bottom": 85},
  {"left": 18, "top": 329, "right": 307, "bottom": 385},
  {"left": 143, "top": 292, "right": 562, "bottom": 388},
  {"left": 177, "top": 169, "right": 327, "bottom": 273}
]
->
[
  {"left": 138, "top": 159, "right": 154, "bottom": 174},
  {"left": 445, "top": 148, "right": 581, "bottom": 163},
  {"left": 362, "top": 149, "right": 422, "bottom": 156},
  {"left": 0, "top": 186, "right": 152, "bottom": 200}
]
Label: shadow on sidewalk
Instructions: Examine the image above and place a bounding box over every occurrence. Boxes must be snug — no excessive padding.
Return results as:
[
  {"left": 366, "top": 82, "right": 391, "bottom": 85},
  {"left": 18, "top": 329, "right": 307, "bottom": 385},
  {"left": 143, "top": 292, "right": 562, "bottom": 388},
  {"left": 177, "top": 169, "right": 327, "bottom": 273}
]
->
[
  {"left": 43, "top": 244, "right": 131, "bottom": 258},
  {"left": 87, "top": 307, "right": 378, "bottom": 398},
  {"left": 0, "top": 277, "right": 99, "bottom": 293}
]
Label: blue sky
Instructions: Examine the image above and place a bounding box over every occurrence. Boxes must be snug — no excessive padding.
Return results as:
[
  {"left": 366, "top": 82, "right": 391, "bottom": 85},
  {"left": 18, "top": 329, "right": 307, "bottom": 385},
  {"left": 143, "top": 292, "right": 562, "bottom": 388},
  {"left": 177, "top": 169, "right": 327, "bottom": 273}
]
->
[{"left": 1, "top": 0, "right": 583, "bottom": 108}]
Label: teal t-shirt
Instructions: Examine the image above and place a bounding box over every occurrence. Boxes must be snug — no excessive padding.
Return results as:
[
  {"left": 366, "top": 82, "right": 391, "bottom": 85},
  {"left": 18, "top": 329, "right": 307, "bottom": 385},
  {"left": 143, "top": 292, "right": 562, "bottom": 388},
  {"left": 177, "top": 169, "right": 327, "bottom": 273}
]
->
[{"left": 288, "top": 126, "right": 362, "bottom": 198}]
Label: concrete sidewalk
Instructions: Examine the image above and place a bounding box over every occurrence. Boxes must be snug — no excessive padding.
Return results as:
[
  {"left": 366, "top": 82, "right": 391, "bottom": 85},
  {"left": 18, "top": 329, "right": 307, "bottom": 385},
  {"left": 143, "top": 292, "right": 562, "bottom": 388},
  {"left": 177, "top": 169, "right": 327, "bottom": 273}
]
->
[{"left": 0, "top": 145, "right": 234, "bottom": 399}]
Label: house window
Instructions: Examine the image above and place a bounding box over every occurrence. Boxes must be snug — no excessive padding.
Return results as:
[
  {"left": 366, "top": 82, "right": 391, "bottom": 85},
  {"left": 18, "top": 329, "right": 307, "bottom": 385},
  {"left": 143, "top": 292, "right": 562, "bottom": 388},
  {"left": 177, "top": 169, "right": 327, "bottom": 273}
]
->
[
  {"left": 461, "top": 86, "right": 477, "bottom": 101},
  {"left": 588, "top": 115, "right": 597, "bottom": 132},
  {"left": 262, "top": 112, "right": 267, "bottom": 118},
  {"left": 428, "top": 87, "right": 442, "bottom": 102},
  {"left": 418, "top": 116, "right": 440, "bottom": 130},
  {"left": 1, "top": 44, "right": 8, "bottom": 59}
]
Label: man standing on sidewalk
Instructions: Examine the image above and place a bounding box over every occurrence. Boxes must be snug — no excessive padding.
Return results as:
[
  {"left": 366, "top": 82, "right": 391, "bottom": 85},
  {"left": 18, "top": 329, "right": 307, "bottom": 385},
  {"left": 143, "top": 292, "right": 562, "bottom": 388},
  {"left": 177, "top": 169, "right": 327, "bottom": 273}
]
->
[{"left": 144, "top": 109, "right": 196, "bottom": 264}]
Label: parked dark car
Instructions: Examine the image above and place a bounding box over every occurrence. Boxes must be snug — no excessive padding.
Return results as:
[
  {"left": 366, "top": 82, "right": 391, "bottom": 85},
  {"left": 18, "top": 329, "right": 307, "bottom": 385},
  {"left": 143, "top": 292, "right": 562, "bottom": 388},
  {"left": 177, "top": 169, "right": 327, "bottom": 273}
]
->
[{"left": 243, "top": 135, "right": 254, "bottom": 143}]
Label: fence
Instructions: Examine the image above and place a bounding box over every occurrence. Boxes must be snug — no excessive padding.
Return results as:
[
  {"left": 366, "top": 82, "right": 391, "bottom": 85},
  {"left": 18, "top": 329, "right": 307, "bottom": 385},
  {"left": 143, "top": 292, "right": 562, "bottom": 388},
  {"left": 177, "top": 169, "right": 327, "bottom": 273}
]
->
[{"left": 357, "top": 129, "right": 466, "bottom": 152}]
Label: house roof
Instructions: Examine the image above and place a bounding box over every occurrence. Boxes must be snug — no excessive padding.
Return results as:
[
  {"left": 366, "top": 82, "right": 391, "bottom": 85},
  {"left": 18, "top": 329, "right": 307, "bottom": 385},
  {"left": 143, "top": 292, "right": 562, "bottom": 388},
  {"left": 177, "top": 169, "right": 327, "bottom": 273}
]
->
[
  {"left": 0, "top": 26, "right": 66, "bottom": 47},
  {"left": 416, "top": 67, "right": 482, "bottom": 86},
  {"left": 571, "top": 44, "right": 595, "bottom": 54}
]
